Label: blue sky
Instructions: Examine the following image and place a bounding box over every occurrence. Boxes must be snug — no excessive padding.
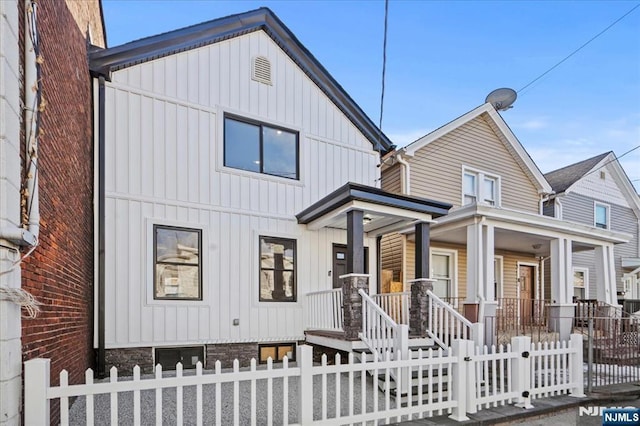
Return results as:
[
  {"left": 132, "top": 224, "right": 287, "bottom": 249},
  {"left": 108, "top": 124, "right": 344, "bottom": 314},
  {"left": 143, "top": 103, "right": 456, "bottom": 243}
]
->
[{"left": 102, "top": 0, "right": 640, "bottom": 190}]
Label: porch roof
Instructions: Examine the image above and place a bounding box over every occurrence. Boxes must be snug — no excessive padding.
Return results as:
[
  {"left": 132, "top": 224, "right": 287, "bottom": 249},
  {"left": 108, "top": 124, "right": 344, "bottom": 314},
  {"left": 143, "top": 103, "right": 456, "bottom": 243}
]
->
[
  {"left": 421, "top": 204, "right": 631, "bottom": 256},
  {"left": 296, "top": 182, "right": 452, "bottom": 237}
]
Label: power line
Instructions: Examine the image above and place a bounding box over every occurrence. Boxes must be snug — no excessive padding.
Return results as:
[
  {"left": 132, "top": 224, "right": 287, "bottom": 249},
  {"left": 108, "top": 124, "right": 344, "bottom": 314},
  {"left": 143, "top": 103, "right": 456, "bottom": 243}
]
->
[
  {"left": 583, "top": 145, "right": 640, "bottom": 178},
  {"left": 518, "top": 3, "right": 640, "bottom": 94},
  {"left": 377, "top": 0, "right": 389, "bottom": 153}
]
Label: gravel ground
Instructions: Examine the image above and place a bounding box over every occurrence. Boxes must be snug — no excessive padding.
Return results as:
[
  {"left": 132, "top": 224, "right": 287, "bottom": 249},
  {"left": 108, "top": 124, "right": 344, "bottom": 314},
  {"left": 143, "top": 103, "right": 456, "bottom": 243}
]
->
[{"left": 67, "top": 367, "right": 412, "bottom": 425}]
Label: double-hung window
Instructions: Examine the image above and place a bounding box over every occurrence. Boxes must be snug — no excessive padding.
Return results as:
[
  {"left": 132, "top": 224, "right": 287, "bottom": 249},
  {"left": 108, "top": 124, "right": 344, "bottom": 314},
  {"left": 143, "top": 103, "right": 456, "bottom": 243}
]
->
[
  {"left": 259, "top": 236, "right": 296, "bottom": 302},
  {"left": 594, "top": 203, "right": 609, "bottom": 229},
  {"left": 154, "top": 225, "right": 202, "bottom": 300},
  {"left": 224, "top": 115, "right": 299, "bottom": 180},
  {"left": 463, "top": 168, "right": 500, "bottom": 207},
  {"left": 432, "top": 253, "right": 453, "bottom": 298}
]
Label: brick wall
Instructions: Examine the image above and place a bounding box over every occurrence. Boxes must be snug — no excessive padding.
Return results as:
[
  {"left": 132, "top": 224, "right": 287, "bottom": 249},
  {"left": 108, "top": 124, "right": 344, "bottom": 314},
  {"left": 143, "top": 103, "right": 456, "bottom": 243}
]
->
[{"left": 20, "top": 0, "right": 101, "bottom": 421}]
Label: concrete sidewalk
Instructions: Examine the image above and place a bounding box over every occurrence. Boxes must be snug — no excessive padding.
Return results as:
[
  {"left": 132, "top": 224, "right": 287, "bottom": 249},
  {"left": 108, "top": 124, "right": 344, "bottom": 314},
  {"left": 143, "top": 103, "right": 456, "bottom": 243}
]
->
[{"left": 398, "top": 383, "right": 640, "bottom": 425}]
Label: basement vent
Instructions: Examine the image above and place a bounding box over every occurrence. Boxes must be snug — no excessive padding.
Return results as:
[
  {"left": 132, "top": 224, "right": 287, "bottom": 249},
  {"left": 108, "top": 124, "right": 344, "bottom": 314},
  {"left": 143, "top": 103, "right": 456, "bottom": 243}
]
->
[{"left": 252, "top": 56, "right": 272, "bottom": 85}]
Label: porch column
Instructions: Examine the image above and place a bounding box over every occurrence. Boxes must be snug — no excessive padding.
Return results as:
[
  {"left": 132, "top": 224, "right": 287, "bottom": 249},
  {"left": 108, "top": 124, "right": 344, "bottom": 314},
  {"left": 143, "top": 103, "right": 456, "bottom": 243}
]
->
[
  {"left": 415, "top": 222, "right": 430, "bottom": 279},
  {"left": 409, "top": 278, "right": 435, "bottom": 337},
  {"left": 346, "top": 210, "right": 364, "bottom": 274},
  {"left": 549, "top": 237, "right": 575, "bottom": 341},
  {"left": 466, "top": 222, "right": 495, "bottom": 302},
  {"left": 341, "top": 274, "right": 369, "bottom": 340},
  {"left": 595, "top": 244, "right": 618, "bottom": 305},
  {"left": 466, "top": 222, "right": 482, "bottom": 304},
  {"left": 550, "top": 238, "right": 573, "bottom": 304}
]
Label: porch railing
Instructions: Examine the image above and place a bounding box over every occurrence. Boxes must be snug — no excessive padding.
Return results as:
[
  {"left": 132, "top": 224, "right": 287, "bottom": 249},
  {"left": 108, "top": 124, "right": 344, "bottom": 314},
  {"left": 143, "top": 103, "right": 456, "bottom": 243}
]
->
[
  {"left": 371, "top": 292, "right": 410, "bottom": 325},
  {"left": 426, "top": 290, "right": 472, "bottom": 348},
  {"left": 359, "top": 289, "right": 408, "bottom": 361},
  {"left": 440, "top": 296, "right": 465, "bottom": 314},
  {"left": 306, "top": 289, "right": 343, "bottom": 331},
  {"left": 496, "top": 298, "right": 550, "bottom": 331}
]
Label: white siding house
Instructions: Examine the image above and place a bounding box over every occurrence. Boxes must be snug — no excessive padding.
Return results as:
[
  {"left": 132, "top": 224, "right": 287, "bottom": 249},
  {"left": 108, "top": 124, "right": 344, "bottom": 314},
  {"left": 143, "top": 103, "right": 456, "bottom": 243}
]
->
[{"left": 89, "top": 8, "right": 450, "bottom": 373}]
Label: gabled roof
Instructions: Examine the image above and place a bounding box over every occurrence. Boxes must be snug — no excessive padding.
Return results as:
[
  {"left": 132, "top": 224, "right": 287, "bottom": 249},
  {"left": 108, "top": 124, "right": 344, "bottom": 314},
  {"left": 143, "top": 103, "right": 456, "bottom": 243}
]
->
[
  {"left": 88, "top": 7, "right": 394, "bottom": 154},
  {"left": 400, "top": 103, "right": 553, "bottom": 194},
  {"left": 544, "top": 152, "right": 611, "bottom": 194},
  {"left": 545, "top": 151, "right": 640, "bottom": 212}
]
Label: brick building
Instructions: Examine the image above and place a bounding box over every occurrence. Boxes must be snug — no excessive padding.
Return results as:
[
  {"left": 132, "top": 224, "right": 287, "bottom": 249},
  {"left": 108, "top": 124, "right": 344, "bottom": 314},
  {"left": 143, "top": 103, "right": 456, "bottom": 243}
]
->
[{"left": 0, "top": 1, "right": 104, "bottom": 423}]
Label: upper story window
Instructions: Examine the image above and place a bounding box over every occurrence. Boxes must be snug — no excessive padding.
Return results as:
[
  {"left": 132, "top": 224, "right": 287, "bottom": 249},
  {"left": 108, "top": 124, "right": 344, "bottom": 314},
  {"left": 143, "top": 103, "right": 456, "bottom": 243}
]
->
[
  {"left": 154, "top": 225, "right": 202, "bottom": 300},
  {"left": 594, "top": 203, "right": 609, "bottom": 229},
  {"left": 224, "top": 115, "right": 299, "bottom": 180},
  {"left": 463, "top": 168, "right": 500, "bottom": 207},
  {"left": 259, "top": 236, "right": 296, "bottom": 302}
]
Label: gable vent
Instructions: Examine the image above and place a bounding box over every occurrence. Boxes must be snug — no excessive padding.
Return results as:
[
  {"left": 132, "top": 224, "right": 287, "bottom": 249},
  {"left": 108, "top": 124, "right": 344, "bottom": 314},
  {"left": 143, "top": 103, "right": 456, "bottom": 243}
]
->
[{"left": 252, "top": 56, "right": 272, "bottom": 85}]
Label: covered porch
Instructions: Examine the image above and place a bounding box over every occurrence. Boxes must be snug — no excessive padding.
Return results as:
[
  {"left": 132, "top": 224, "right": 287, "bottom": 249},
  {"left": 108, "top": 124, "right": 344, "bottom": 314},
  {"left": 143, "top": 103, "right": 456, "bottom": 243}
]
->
[
  {"left": 428, "top": 204, "right": 630, "bottom": 341},
  {"left": 296, "top": 183, "right": 463, "bottom": 355}
]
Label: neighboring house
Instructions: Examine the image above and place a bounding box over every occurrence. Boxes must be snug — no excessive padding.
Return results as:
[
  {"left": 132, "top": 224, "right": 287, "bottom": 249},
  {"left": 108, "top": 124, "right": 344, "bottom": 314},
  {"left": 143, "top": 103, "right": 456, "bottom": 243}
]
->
[
  {"left": 380, "top": 103, "right": 630, "bottom": 336},
  {"left": 0, "top": 0, "right": 105, "bottom": 423},
  {"left": 88, "top": 8, "right": 451, "bottom": 374},
  {"left": 543, "top": 152, "right": 640, "bottom": 303}
]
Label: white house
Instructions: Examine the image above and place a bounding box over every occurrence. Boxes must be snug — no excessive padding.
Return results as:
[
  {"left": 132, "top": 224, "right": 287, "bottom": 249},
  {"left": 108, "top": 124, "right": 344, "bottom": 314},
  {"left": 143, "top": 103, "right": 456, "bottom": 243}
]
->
[{"left": 89, "top": 8, "right": 451, "bottom": 374}]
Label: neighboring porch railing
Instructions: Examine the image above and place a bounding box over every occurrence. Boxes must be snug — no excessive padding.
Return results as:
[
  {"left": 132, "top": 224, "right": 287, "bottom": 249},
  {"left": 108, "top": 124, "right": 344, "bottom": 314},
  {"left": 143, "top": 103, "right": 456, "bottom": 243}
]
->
[
  {"left": 359, "top": 289, "right": 408, "bottom": 361},
  {"left": 305, "top": 289, "right": 343, "bottom": 331},
  {"left": 496, "top": 298, "right": 550, "bottom": 330},
  {"left": 371, "top": 292, "right": 410, "bottom": 325},
  {"left": 426, "top": 290, "right": 472, "bottom": 348}
]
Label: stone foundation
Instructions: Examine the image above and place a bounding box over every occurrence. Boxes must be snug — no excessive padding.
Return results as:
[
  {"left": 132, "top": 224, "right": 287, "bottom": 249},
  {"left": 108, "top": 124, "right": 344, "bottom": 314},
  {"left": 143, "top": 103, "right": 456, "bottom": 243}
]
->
[
  {"left": 206, "top": 343, "right": 258, "bottom": 369},
  {"left": 105, "top": 347, "right": 154, "bottom": 374},
  {"left": 309, "top": 344, "right": 349, "bottom": 365}
]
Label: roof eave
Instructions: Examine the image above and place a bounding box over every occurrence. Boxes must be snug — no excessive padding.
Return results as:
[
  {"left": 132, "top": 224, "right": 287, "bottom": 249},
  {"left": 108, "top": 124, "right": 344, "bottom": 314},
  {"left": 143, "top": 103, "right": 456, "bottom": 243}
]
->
[{"left": 88, "top": 8, "right": 394, "bottom": 154}]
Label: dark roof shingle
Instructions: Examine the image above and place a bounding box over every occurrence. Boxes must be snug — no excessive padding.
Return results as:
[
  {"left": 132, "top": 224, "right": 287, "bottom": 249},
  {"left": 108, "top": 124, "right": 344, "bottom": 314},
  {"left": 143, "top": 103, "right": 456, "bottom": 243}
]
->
[{"left": 544, "top": 152, "right": 611, "bottom": 193}]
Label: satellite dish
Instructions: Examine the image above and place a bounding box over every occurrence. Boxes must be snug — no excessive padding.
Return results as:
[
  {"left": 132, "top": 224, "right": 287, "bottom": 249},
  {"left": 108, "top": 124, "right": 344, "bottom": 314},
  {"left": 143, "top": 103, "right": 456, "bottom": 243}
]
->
[{"left": 485, "top": 88, "right": 517, "bottom": 111}]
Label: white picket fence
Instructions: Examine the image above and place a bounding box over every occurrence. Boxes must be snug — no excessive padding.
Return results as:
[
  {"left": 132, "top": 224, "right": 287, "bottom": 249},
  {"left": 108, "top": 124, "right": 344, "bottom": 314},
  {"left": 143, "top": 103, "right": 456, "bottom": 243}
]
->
[
  {"left": 24, "top": 335, "right": 585, "bottom": 425},
  {"left": 470, "top": 334, "right": 584, "bottom": 412}
]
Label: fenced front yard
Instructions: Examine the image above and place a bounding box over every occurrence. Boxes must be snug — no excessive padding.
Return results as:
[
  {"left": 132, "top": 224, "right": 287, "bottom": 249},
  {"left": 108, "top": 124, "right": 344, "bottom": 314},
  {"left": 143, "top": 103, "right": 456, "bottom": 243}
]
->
[{"left": 25, "top": 335, "right": 584, "bottom": 425}]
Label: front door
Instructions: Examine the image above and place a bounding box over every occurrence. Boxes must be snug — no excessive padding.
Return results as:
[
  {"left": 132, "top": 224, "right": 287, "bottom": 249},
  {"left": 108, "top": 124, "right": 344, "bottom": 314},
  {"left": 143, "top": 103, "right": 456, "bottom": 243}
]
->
[
  {"left": 332, "top": 244, "right": 368, "bottom": 289},
  {"left": 519, "top": 265, "right": 534, "bottom": 326}
]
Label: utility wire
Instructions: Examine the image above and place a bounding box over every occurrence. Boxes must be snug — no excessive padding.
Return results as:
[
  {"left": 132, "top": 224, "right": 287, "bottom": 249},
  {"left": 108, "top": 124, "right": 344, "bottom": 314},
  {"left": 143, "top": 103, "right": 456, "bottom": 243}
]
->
[
  {"left": 582, "top": 145, "right": 640, "bottom": 178},
  {"left": 518, "top": 3, "right": 640, "bottom": 94},
  {"left": 377, "top": 0, "right": 389, "bottom": 153}
]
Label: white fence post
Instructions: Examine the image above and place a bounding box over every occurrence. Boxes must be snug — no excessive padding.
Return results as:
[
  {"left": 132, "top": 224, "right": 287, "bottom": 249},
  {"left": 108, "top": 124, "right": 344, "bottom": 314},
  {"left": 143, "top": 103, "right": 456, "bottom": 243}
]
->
[
  {"left": 471, "top": 323, "right": 484, "bottom": 348},
  {"left": 397, "top": 324, "right": 410, "bottom": 394},
  {"left": 24, "top": 358, "right": 51, "bottom": 425},
  {"left": 569, "top": 333, "right": 586, "bottom": 397},
  {"left": 511, "top": 336, "right": 533, "bottom": 409},
  {"left": 464, "top": 340, "right": 478, "bottom": 415},
  {"left": 448, "top": 339, "right": 471, "bottom": 421},
  {"left": 297, "top": 345, "right": 313, "bottom": 425}
]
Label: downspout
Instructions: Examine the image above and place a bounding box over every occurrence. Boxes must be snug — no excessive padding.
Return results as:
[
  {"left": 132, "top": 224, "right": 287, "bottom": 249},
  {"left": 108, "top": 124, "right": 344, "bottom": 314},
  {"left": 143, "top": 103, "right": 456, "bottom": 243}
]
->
[
  {"left": 24, "top": 0, "right": 40, "bottom": 241},
  {"left": 554, "top": 196, "right": 563, "bottom": 219},
  {"left": 539, "top": 193, "right": 550, "bottom": 216},
  {"left": 396, "top": 152, "right": 410, "bottom": 195},
  {"left": 97, "top": 76, "right": 106, "bottom": 378}
]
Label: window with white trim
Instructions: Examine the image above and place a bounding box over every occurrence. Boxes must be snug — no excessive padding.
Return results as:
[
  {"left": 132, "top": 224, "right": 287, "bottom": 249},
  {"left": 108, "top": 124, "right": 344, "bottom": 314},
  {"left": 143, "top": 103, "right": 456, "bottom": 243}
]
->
[
  {"left": 573, "top": 267, "right": 588, "bottom": 300},
  {"left": 462, "top": 168, "right": 500, "bottom": 206},
  {"left": 432, "top": 253, "right": 453, "bottom": 298},
  {"left": 594, "top": 203, "right": 609, "bottom": 229}
]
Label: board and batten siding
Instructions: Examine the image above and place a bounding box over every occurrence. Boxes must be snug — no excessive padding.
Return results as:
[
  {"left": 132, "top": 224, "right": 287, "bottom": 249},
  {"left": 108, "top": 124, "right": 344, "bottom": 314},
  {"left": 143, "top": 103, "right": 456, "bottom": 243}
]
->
[
  {"left": 101, "top": 30, "right": 381, "bottom": 348},
  {"left": 408, "top": 114, "right": 540, "bottom": 213}
]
